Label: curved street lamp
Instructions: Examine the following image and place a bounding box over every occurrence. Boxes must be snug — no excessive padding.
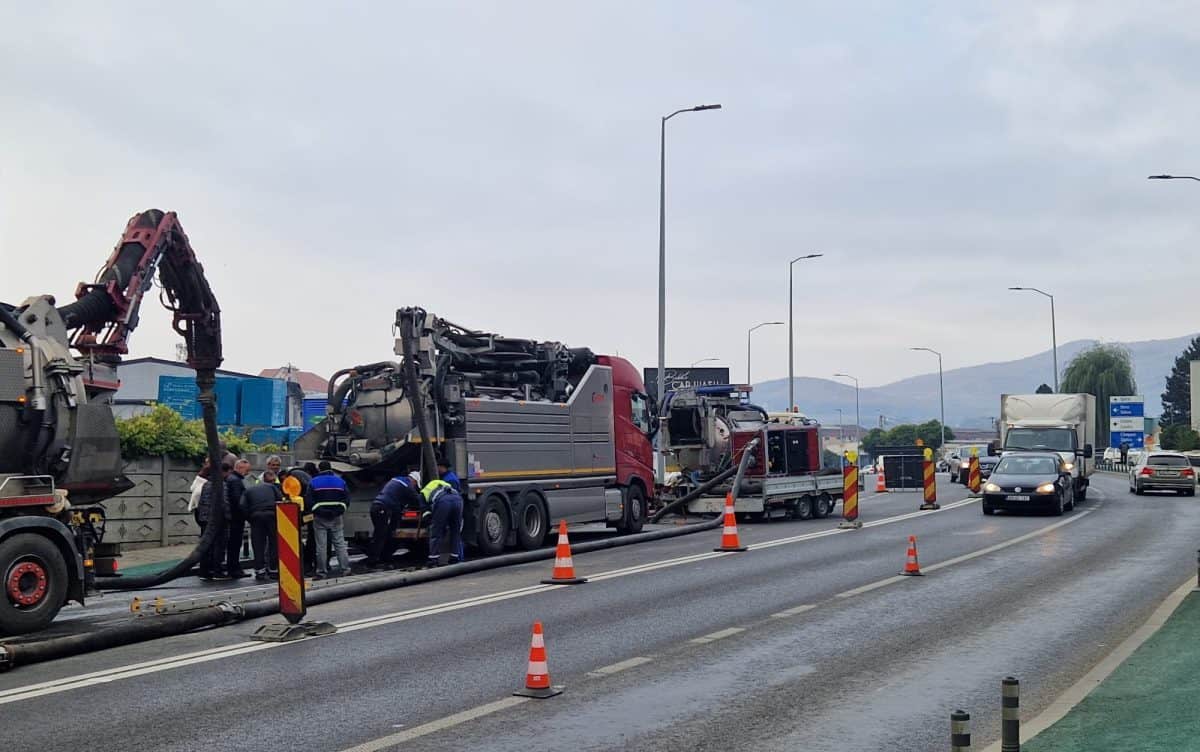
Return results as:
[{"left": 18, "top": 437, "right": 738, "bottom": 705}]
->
[
  {"left": 833, "top": 373, "right": 860, "bottom": 441},
  {"left": 788, "top": 253, "right": 823, "bottom": 412},
  {"left": 910, "top": 347, "right": 946, "bottom": 450},
  {"left": 1008, "top": 286, "right": 1058, "bottom": 391},
  {"left": 747, "top": 321, "right": 784, "bottom": 384}
]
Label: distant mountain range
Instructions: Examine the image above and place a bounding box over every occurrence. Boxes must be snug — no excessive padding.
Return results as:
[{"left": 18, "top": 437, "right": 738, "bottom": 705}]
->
[{"left": 752, "top": 334, "right": 1198, "bottom": 429}]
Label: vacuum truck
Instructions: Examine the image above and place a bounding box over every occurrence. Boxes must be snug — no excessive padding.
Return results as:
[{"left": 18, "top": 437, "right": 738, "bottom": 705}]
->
[
  {"left": 294, "top": 308, "right": 655, "bottom": 555},
  {"left": 0, "top": 210, "right": 225, "bottom": 635}
]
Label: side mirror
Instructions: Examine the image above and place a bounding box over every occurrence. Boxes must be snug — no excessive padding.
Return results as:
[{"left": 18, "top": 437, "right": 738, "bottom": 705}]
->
[
  {"left": 988, "top": 441, "right": 999, "bottom": 457},
  {"left": 1082, "top": 444, "right": 1094, "bottom": 459}
]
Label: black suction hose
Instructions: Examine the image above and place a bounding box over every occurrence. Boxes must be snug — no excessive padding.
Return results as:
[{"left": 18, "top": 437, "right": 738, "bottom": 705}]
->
[
  {"left": 56, "top": 240, "right": 145, "bottom": 330},
  {"left": 96, "top": 371, "right": 227, "bottom": 590}
]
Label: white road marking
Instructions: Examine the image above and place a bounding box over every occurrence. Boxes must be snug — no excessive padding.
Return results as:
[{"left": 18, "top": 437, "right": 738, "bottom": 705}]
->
[
  {"left": 836, "top": 576, "right": 909, "bottom": 599},
  {"left": 689, "top": 627, "right": 745, "bottom": 644},
  {"left": 0, "top": 495, "right": 990, "bottom": 704},
  {"left": 979, "top": 574, "right": 1195, "bottom": 752},
  {"left": 586, "top": 656, "right": 653, "bottom": 677},
  {"left": 338, "top": 695, "right": 530, "bottom": 752},
  {"left": 771, "top": 604, "right": 817, "bottom": 618}
]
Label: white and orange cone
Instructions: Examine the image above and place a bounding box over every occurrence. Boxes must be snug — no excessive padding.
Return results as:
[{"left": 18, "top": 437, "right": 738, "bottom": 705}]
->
[
  {"left": 514, "top": 621, "right": 563, "bottom": 698},
  {"left": 714, "top": 492, "right": 748, "bottom": 552},
  {"left": 900, "top": 534, "right": 923, "bottom": 576},
  {"left": 876, "top": 468, "right": 887, "bottom": 493},
  {"left": 541, "top": 520, "right": 587, "bottom": 584}
]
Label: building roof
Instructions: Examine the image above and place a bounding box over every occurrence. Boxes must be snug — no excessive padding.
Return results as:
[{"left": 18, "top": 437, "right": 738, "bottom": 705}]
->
[
  {"left": 120, "top": 356, "right": 258, "bottom": 379},
  {"left": 258, "top": 367, "right": 329, "bottom": 394}
]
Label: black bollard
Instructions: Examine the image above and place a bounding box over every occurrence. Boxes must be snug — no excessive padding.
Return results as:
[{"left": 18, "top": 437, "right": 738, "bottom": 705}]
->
[
  {"left": 951, "top": 709, "right": 971, "bottom": 751},
  {"left": 1001, "top": 676, "right": 1020, "bottom": 751}
]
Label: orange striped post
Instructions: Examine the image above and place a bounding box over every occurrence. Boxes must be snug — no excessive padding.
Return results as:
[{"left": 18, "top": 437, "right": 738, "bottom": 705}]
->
[
  {"left": 839, "top": 451, "right": 862, "bottom": 529},
  {"left": 277, "top": 476, "right": 306, "bottom": 624},
  {"left": 968, "top": 448, "right": 982, "bottom": 494},
  {"left": 920, "top": 447, "right": 940, "bottom": 510}
]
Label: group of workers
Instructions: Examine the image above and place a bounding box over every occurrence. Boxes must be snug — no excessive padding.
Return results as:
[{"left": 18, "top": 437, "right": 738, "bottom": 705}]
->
[{"left": 188, "top": 450, "right": 466, "bottom": 581}]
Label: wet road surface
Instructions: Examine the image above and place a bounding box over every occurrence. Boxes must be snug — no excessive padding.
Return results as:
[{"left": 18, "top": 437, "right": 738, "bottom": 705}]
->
[{"left": 2, "top": 473, "right": 1195, "bottom": 751}]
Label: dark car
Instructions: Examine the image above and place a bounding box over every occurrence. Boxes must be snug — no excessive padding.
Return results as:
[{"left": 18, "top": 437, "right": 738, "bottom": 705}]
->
[
  {"left": 978, "top": 455, "right": 1000, "bottom": 480},
  {"left": 982, "top": 452, "right": 1074, "bottom": 516}
]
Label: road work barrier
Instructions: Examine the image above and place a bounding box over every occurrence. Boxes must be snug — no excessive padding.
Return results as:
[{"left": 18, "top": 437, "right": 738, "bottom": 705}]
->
[
  {"left": 542, "top": 520, "right": 587, "bottom": 584},
  {"left": 1001, "top": 676, "right": 1020, "bottom": 751},
  {"left": 951, "top": 709, "right": 972, "bottom": 750},
  {"left": 968, "top": 449, "right": 982, "bottom": 494},
  {"left": 921, "top": 449, "right": 940, "bottom": 511},
  {"left": 900, "top": 535, "right": 923, "bottom": 576},
  {"left": 839, "top": 451, "right": 862, "bottom": 529},
  {"left": 514, "top": 621, "right": 561, "bottom": 699}
]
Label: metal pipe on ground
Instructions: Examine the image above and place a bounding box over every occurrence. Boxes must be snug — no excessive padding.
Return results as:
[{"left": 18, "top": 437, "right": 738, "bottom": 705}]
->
[{"left": 0, "top": 510, "right": 727, "bottom": 670}]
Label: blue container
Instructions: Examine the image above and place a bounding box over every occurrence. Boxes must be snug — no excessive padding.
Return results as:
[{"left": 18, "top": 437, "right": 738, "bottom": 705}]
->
[
  {"left": 157, "top": 376, "right": 199, "bottom": 420},
  {"left": 214, "top": 377, "right": 241, "bottom": 425},
  {"left": 302, "top": 398, "right": 328, "bottom": 428},
  {"left": 250, "top": 427, "right": 287, "bottom": 446},
  {"left": 240, "top": 378, "right": 288, "bottom": 427}
]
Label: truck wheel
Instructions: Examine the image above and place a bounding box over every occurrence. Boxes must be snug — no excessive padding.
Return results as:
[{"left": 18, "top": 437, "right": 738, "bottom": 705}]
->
[
  {"left": 476, "top": 496, "right": 509, "bottom": 556},
  {"left": 813, "top": 495, "right": 832, "bottom": 518},
  {"left": 618, "top": 485, "right": 646, "bottom": 534},
  {"left": 792, "top": 497, "right": 813, "bottom": 520},
  {"left": 0, "top": 533, "right": 69, "bottom": 636},
  {"left": 516, "top": 494, "right": 548, "bottom": 550}
]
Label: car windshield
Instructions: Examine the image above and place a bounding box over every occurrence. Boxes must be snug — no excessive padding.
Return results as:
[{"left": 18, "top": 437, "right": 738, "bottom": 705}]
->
[
  {"left": 1148, "top": 455, "right": 1188, "bottom": 467},
  {"left": 1004, "top": 428, "right": 1077, "bottom": 451},
  {"left": 995, "top": 456, "right": 1059, "bottom": 475}
]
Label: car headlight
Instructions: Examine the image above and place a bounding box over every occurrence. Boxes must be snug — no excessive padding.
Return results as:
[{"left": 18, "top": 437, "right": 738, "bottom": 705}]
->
[
  {"left": 984, "top": 482, "right": 1000, "bottom": 493},
  {"left": 1063, "top": 462, "right": 1074, "bottom": 471},
  {"left": 1037, "top": 483, "right": 1056, "bottom": 494}
]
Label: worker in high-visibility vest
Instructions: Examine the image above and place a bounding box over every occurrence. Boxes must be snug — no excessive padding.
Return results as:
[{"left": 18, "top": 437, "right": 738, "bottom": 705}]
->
[{"left": 421, "top": 478, "right": 463, "bottom": 568}]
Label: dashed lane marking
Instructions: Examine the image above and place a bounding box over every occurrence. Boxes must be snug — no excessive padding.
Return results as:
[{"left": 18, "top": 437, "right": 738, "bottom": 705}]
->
[
  {"left": 689, "top": 627, "right": 746, "bottom": 644},
  {"left": 586, "top": 656, "right": 653, "bottom": 677},
  {"left": 338, "top": 696, "right": 530, "bottom": 752},
  {"left": 771, "top": 604, "right": 817, "bottom": 618}
]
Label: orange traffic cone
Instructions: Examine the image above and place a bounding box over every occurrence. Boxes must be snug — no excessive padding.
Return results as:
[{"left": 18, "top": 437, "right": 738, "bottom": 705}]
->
[
  {"left": 514, "top": 621, "right": 562, "bottom": 698},
  {"left": 541, "top": 520, "right": 587, "bottom": 584},
  {"left": 714, "top": 492, "right": 748, "bottom": 552},
  {"left": 876, "top": 468, "right": 887, "bottom": 493},
  {"left": 900, "top": 535, "right": 923, "bottom": 576}
]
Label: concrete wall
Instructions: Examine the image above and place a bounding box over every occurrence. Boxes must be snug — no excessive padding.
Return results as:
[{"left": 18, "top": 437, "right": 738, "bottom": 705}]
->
[{"left": 103, "top": 453, "right": 297, "bottom": 550}]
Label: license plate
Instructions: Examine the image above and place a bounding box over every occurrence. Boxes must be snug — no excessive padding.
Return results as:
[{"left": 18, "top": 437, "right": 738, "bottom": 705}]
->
[
  {"left": 1159, "top": 471, "right": 1179, "bottom": 478},
  {"left": 1006, "top": 495, "right": 1030, "bottom": 501}
]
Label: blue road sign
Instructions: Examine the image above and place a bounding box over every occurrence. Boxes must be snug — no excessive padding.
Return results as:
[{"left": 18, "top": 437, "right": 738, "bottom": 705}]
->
[{"left": 1111, "top": 431, "right": 1145, "bottom": 449}]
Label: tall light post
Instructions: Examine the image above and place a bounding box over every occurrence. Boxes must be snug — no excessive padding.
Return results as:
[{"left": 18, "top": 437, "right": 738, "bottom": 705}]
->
[
  {"left": 656, "top": 102, "right": 722, "bottom": 483},
  {"left": 690, "top": 357, "right": 719, "bottom": 367},
  {"left": 1008, "top": 286, "right": 1058, "bottom": 392},
  {"left": 836, "top": 408, "right": 844, "bottom": 439},
  {"left": 833, "top": 373, "right": 860, "bottom": 442},
  {"left": 746, "top": 321, "right": 784, "bottom": 384},
  {"left": 910, "top": 347, "right": 946, "bottom": 450},
  {"left": 788, "top": 253, "right": 823, "bottom": 412}
]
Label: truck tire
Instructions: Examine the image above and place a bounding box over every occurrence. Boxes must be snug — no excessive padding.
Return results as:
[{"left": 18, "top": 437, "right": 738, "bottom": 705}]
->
[
  {"left": 476, "top": 495, "right": 509, "bottom": 556},
  {"left": 618, "top": 484, "right": 646, "bottom": 534},
  {"left": 813, "top": 494, "right": 833, "bottom": 518},
  {"left": 516, "top": 493, "right": 548, "bottom": 551},
  {"left": 792, "top": 497, "right": 813, "bottom": 520},
  {"left": 0, "top": 532, "right": 69, "bottom": 636}
]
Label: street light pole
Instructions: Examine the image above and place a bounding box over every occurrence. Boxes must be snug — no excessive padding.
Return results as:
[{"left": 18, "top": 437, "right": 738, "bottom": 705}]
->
[
  {"left": 833, "top": 373, "right": 860, "bottom": 442},
  {"left": 656, "top": 102, "right": 721, "bottom": 484},
  {"left": 911, "top": 347, "right": 945, "bottom": 450},
  {"left": 788, "top": 253, "right": 823, "bottom": 413},
  {"left": 836, "top": 408, "right": 843, "bottom": 439},
  {"left": 1008, "top": 286, "right": 1058, "bottom": 391},
  {"left": 746, "top": 321, "right": 784, "bottom": 384}
]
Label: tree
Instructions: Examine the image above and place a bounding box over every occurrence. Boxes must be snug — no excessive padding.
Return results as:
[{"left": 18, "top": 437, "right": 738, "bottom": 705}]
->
[
  {"left": 860, "top": 427, "right": 887, "bottom": 453},
  {"left": 1160, "top": 336, "right": 1200, "bottom": 427},
  {"left": 1160, "top": 424, "right": 1200, "bottom": 451},
  {"left": 914, "top": 420, "right": 954, "bottom": 449},
  {"left": 1036, "top": 383, "right": 1053, "bottom": 394},
  {"left": 1060, "top": 343, "right": 1137, "bottom": 448},
  {"left": 884, "top": 423, "right": 917, "bottom": 447}
]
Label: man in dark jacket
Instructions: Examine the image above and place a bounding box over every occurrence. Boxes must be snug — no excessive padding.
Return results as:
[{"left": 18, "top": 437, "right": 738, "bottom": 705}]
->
[
  {"left": 196, "top": 462, "right": 232, "bottom": 580},
  {"left": 310, "top": 461, "right": 352, "bottom": 578},
  {"left": 241, "top": 470, "right": 284, "bottom": 581},
  {"left": 364, "top": 470, "right": 422, "bottom": 569},
  {"left": 224, "top": 459, "right": 251, "bottom": 579}
]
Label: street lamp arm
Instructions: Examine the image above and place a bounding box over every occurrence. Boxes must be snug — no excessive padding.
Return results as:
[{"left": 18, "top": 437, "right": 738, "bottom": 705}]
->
[
  {"left": 1009, "top": 286, "right": 1052, "bottom": 300},
  {"left": 1148, "top": 174, "right": 1200, "bottom": 181}
]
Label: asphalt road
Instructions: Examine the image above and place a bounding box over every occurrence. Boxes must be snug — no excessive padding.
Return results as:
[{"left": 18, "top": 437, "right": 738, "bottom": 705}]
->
[{"left": 2, "top": 473, "right": 1196, "bottom": 751}]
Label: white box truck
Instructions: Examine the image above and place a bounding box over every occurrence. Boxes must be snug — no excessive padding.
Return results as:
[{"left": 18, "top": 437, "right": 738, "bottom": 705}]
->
[{"left": 999, "top": 394, "right": 1096, "bottom": 500}]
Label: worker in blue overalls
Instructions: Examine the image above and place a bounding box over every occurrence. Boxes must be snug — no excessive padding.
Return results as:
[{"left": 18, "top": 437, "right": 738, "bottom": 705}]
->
[
  {"left": 421, "top": 476, "right": 463, "bottom": 568},
  {"left": 436, "top": 455, "right": 465, "bottom": 562}
]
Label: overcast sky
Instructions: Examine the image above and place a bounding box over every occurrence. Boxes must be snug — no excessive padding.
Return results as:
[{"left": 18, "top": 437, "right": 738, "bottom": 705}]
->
[{"left": 3, "top": 1, "right": 1199, "bottom": 389}]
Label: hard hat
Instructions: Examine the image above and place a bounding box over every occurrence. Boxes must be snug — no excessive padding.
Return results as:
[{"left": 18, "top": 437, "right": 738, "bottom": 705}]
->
[{"left": 408, "top": 471, "right": 422, "bottom": 486}]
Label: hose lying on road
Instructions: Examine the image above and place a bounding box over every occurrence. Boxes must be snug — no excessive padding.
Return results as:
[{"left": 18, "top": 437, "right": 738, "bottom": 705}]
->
[{"left": 0, "top": 441, "right": 763, "bottom": 670}]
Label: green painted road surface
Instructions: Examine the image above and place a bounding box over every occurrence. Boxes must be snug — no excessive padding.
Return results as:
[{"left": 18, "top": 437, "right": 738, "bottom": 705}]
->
[{"left": 1025, "top": 592, "right": 1200, "bottom": 751}]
